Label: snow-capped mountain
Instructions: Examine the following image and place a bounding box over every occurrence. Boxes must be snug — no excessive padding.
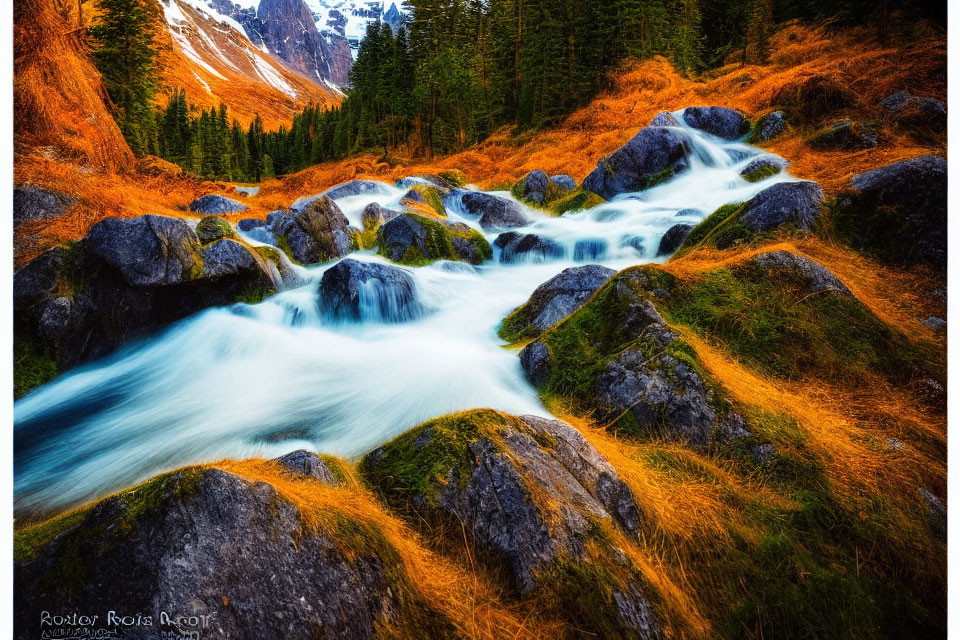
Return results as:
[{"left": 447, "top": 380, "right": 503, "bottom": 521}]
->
[
  {"left": 156, "top": 0, "right": 342, "bottom": 128},
  {"left": 203, "top": 0, "right": 409, "bottom": 86}
]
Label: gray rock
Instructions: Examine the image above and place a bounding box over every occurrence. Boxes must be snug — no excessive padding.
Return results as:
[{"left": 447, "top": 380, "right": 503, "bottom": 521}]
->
[
  {"left": 682, "top": 106, "right": 750, "bottom": 140},
  {"left": 844, "top": 155, "right": 946, "bottom": 267},
  {"left": 918, "top": 487, "right": 946, "bottom": 542},
  {"left": 85, "top": 215, "right": 203, "bottom": 287},
  {"left": 195, "top": 215, "right": 236, "bottom": 244},
  {"left": 656, "top": 224, "right": 693, "bottom": 256},
  {"left": 13, "top": 247, "right": 67, "bottom": 309},
  {"left": 37, "top": 297, "right": 72, "bottom": 341},
  {"left": 520, "top": 341, "right": 552, "bottom": 387},
  {"left": 497, "top": 232, "right": 565, "bottom": 264},
  {"left": 550, "top": 174, "right": 577, "bottom": 190},
  {"left": 751, "top": 111, "right": 787, "bottom": 142},
  {"left": 752, "top": 443, "right": 777, "bottom": 463},
  {"left": 880, "top": 91, "right": 946, "bottom": 130},
  {"left": 317, "top": 258, "right": 421, "bottom": 323},
  {"left": 361, "top": 202, "right": 400, "bottom": 229},
  {"left": 13, "top": 185, "right": 76, "bottom": 229},
  {"left": 275, "top": 450, "right": 338, "bottom": 484},
  {"left": 740, "top": 181, "right": 824, "bottom": 232},
  {"left": 460, "top": 192, "right": 530, "bottom": 230},
  {"left": 201, "top": 239, "right": 267, "bottom": 281},
  {"left": 676, "top": 208, "right": 702, "bottom": 217},
  {"left": 752, "top": 251, "right": 851, "bottom": 296},
  {"left": 923, "top": 317, "right": 946, "bottom": 332},
  {"left": 279, "top": 196, "right": 353, "bottom": 265},
  {"left": 515, "top": 169, "right": 549, "bottom": 203},
  {"left": 14, "top": 468, "right": 433, "bottom": 640},
  {"left": 188, "top": 194, "right": 249, "bottom": 215},
  {"left": 237, "top": 218, "right": 265, "bottom": 232},
  {"left": 324, "top": 179, "right": 392, "bottom": 200},
  {"left": 582, "top": 127, "right": 690, "bottom": 200},
  {"left": 503, "top": 264, "right": 615, "bottom": 340},
  {"left": 377, "top": 214, "right": 489, "bottom": 265},
  {"left": 809, "top": 119, "right": 878, "bottom": 150}
]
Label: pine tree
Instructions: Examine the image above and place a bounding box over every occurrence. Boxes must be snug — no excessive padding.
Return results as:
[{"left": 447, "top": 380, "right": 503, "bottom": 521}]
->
[{"left": 87, "top": 0, "right": 159, "bottom": 156}]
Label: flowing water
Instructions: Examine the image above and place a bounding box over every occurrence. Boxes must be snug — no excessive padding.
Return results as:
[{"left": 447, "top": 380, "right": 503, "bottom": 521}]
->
[{"left": 14, "top": 113, "right": 800, "bottom": 518}]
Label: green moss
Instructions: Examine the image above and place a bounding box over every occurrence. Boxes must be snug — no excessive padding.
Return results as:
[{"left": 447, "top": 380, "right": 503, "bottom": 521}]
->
[
  {"left": 196, "top": 215, "right": 236, "bottom": 245},
  {"left": 14, "top": 509, "right": 89, "bottom": 564},
  {"left": 233, "top": 285, "right": 271, "bottom": 305},
  {"left": 437, "top": 170, "right": 467, "bottom": 188},
  {"left": 671, "top": 202, "right": 752, "bottom": 258},
  {"left": 318, "top": 454, "right": 351, "bottom": 485},
  {"left": 253, "top": 245, "right": 281, "bottom": 264},
  {"left": 742, "top": 164, "right": 780, "bottom": 183},
  {"left": 14, "top": 334, "right": 59, "bottom": 400},
  {"left": 275, "top": 234, "right": 300, "bottom": 265},
  {"left": 407, "top": 185, "right": 447, "bottom": 217},
  {"left": 548, "top": 188, "right": 606, "bottom": 216},
  {"left": 378, "top": 214, "right": 490, "bottom": 266}
]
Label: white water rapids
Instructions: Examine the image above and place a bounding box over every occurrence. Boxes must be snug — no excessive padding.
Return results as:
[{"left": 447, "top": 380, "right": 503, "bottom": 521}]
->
[{"left": 14, "top": 114, "right": 800, "bottom": 518}]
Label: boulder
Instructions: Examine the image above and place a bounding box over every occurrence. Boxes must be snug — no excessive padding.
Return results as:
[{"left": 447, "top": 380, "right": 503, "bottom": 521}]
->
[
  {"left": 740, "top": 156, "right": 787, "bottom": 182},
  {"left": 656, "top": 224, "right": 693, "bottom": 256},
  {"left": 237, "top": 218, "right": 265, "bottom": 232},
  {"left": 519, "top": 268, "right": 747, "bottom": 447},
  {"left": 835, "top": 155, "right": 946, "bottom": 268},
  {"left": 325, "top": 179, "right": 393, "bottom": 200},
  {"left": 740, "top": 181, "right": 824, "bottom": 232},
  {"left": 880, "top": 91, "right": 946, "bottom": 131},
  {"left": 459, "top": 192, "right": 529, "bottom": 229},
  {"left": 13, "top": 185, "right": 75, "bottom": 229},
  {"left": 361, "top": 410, "right": 662, "bottom": 638},
  {"left": 275, "top": 450, "right": 339, "bottom": 484},
  {"left": 188, "top": 194, "right": 249, "bottom": 215},
  {"left": 276, "top": 196, "right": 354, "bottom": 265},
  {"left": 749, "top": 111, "right": 787, "bottom": 142},
  {"left": 317, "top": 258, "right": 421, "bottom": 323},
  {"left": 195, "top": 215, "right": 236, "bottom": 244},
  {"left": 752, "top": 251, "right": 851, "bottom": 296},
  {"left": 514, "top": 169, "right": 549, "bottom": 203},
  {"left": 682, "top": 106, "right": 750, "bottom": 140},
  {"left": 550, "top": 174, "right": 577, "bottom": 190},
  {"left": 500, "top": 264, "right": 615, "bottom": 342},
  {"left": 14, "top": 467, "right": 453, "bottom": 640},
  {"left": 359, "top": 202, "right": 401, "bottom": 247},
  {"left": 85, "top": 215, "right": 203, "bottom": 287},
  {"left": 13, "top": 216, "right": 283, "bottom": 384},
  {"left": 401, "top": 184, "right": 447, "bottom": 217},
  {"left": 582, "top": 127, "right": 690, "bottom": 200},
  {"left": 496, "top": 232, "right": 565, "bottom": 264},
  {"left": 923, "top": 317, "right": 946, "bottom": 332},
  {"left": 201, "top": 239, "right": 273, "bottom": 284},
  {"left": 808, "top": 119, "right": 879, "bottom": 150},
  {"left": 377, "top": 213, "right": 491, "bottom": 265}
]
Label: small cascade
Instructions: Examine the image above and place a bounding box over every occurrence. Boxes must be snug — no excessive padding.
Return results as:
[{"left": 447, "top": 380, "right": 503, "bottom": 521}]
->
[{"left": 14, "top": 116, "right": 798, "bottom": 518}]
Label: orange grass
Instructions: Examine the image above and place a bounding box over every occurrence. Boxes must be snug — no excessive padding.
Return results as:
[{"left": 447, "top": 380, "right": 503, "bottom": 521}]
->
[{"left": 212, "top": 458, "right": 565, "bottom": 640}]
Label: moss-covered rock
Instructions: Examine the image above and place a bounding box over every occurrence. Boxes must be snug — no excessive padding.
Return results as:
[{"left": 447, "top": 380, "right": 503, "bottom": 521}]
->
[
  {"left": 377, "top": 213, "right": 491, "bottom": 265},
  {"left": 195, "top": 215, "right": 236, "bottom": 244},
  {"left": 14, "top": 466, "right": 458, "bottom": 640},
  {"left": 519, "top": 268, "right": 747, "bottom": 446},
  {"left": 361, "top": 409, "right": 663, "bottom": 638},
  {"left": 402, "top": 184, "right": 448, "bottom": 217},
  {"left": 548, "top": 188, "right": 607, "bottom": 215},
  {"left": 674, "top": 181, "right": 824, "bottom": 256},
  {"left": 808, "top": 119, "right": 879, "bottom": 150}
]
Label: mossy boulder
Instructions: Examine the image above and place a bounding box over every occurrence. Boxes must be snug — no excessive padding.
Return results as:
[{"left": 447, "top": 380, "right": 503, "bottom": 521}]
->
[
  {"left": 195, "top": 215, "right": 236, "bottom": 244},
  {"left": 747, "top": 110, "right": 787, "bottom": 142},
  {"left": 12, "top": 217, "right": 280, "bottom": 390},
  {"left": 582, "top": 127, "right": 690, "bottom": 200},
  {"left": 361, "top": 409, "right": 663, "bottom": 638},
  {"left": 675, "top": 181, "right": 824, "bottom": 255},
  {"left": 500, "top": 264, "right": 615, "bottom": 343},
  {"left": 14, "top": 466, "right": 457, "bottom": 640},
  {"left": 511, "top": 170, "right": 577, "bottom": 207},
  {"left": 519, "top": 268, "right": 747, "bottom": 446},
  {"left": 808, "top": 119, "right": 879, "bottom": 150},
  {"left": 548, "top": 188, "right": 607, "bottom": 215},
  {"left": 831, "top": 155, "right": 946, "bottom": 269},
  {"left": 739, "top": 156, "right": 786, "bottom": 182},
  {"left": 377, "top": 213, "right": 491, "bottom": 266},
  {"left": 401, "top": 184, "right": 447, "bottom": 217},
  {"left": 358, "top": 202, "right": 400, "bottom": 248},
  {"left": 270, "top": 195, "right": 353, "bottom": 265}
]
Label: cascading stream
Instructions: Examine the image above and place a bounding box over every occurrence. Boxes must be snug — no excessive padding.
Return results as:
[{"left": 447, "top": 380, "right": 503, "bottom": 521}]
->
[{"left": 13, "top": 112, "right": 801, "bottom": 518}]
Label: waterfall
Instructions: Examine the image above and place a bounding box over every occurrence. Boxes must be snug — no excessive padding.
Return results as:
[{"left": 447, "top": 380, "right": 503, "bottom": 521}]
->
[{"left": 14, "top": 111, "right": 797, "bottom": 518}]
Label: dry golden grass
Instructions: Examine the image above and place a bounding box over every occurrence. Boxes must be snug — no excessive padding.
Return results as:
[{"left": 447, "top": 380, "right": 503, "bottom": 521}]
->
[{"left": 14, "top": 0, "right": 134, "bottom": 172}]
